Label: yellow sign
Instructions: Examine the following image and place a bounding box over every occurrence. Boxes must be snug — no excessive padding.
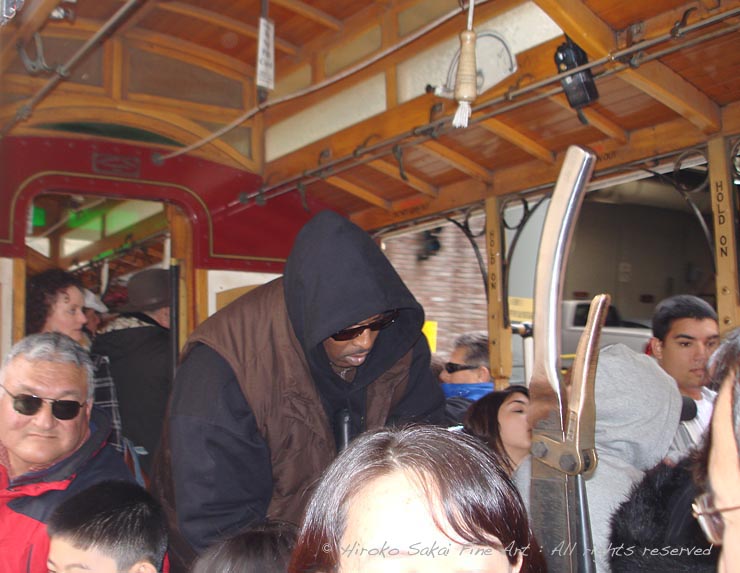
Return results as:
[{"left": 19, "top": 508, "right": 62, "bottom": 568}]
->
[
  {"left": 508, "top": 296, "right": 534, "bottom": 322},
  {"left": 423, "top": 320, "right": 438, "bottom": 353}
]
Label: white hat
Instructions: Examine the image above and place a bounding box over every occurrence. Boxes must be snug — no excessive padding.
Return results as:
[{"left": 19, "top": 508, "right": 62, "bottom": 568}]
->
[{"left": 83, "top": 289, "right": 108, "bottom": 313}]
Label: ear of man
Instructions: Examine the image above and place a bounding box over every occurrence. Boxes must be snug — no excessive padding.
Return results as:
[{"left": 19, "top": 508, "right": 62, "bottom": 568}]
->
[
  {"left": 127, "top": 561, "right": 158, "bottom": 573},
  {"left": 650, "top": 337, "right": 664, "bottom": 360}
]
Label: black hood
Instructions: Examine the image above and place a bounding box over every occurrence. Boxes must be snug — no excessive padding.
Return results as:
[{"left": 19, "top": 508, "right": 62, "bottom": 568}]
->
[{"left": 284, "top": 210, "right": 424, "bottom": 428}]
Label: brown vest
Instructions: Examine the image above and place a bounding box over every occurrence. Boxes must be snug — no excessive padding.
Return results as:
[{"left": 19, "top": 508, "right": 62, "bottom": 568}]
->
[{"left": 184, "top": 278, "right": 411, "bottom": 523}]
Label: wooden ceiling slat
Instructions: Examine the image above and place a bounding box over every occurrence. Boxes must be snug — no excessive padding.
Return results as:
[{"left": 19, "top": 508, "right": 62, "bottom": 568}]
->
[
  {"left": 157, "top": 2, "right": 299, "bottom": 56},
  {"left": 535, "top": 0, "right": 721, "bottom": 133},
  {"left": 478, "top": 118, "right": 555, "bottom": 164},
  {"left": 271, "top": 0, "right": 342, "bottom": 32},
  {"left": 421, "top": 140, "right": 493, "bottom": 184},
  {"left": 549, "top": 94, "right": 628, "bottom": 143},
  {"left": 325, "top": 176, "right": 392, "bottom": 210},
  {"left": 367, "top": 159, "right": 438, "bottom": 198}
]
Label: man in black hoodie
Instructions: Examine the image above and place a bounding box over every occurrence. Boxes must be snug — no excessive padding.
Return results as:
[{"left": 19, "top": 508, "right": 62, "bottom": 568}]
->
[{"left": 153, "top": 211, "right": 445, "bottom": 572}]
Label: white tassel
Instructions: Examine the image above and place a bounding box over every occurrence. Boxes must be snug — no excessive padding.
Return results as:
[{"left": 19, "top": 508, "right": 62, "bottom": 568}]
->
[{"left": 452, "top": 101, "right": 471, "bottom": 128}]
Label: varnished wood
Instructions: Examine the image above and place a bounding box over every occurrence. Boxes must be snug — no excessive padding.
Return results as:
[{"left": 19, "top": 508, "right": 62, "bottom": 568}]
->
[
  {"left": 420, "top": 140, "right": 493, "bottom": 184},
  {"left": 367, "top": 160, "right": 438, "bottom": 198},
  {"left": 325, "top": 176, "right": 392, "bottom": 211},
  {"left": 479, "top": 117, "right": 555, "bottom": 164},
  {"left": 271, "top": 0, "right": 342, "bottom": 32},
  {"left": 12, "top": 258, "right": 25, "bottom": 344}
]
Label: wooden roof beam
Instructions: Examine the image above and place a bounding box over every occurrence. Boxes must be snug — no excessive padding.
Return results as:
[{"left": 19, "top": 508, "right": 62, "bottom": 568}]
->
[
  {"left": 549, "top": 94, "right": 628, "bottom": 144},
  {"left": 325, "top": 176, "right": 392, "bottom": 210},
  {"left": 479, "top": 118, "right": 555, "bottom": 164},
  {"left": 270, "top": 0, "right": 342, "bottom": 32},
  {"left": 421, "top": 140, "right": 493, "bottom": 184},
  {"left": 158, "top": 2, "right": 299, "bottom": 57},
  {"left": 533, "top": 0, "right": 721, "bottom": 133},
  {"left": 367, "top": 159, "right": 438, "bottom": 198}
]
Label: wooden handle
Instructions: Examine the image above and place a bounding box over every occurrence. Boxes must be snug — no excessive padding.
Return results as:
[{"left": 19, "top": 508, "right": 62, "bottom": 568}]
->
[{"left": 454, "top": 30, "right": 477, "bottom": 103}]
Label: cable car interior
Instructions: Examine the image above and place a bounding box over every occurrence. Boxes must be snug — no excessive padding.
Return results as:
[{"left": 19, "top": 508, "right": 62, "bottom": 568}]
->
[{"left": 1, "top": 0, "right": 739, "bottom": 570}]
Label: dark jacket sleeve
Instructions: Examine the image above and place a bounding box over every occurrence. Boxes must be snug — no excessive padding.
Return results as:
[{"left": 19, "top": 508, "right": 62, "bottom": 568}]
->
[
  {"left": 386, "top": 336, "right": 445, "bottom": 425},
  {"left": 168, "top": 344, "right": 273, "bottom": 553}
]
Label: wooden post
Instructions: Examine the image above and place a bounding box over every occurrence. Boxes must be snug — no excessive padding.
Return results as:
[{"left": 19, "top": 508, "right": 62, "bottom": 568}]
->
[
  {"left": 485, "top": 197, "right": 512, "bottom": 389},
  {"left": 166, "top": 205, "right": 194, "bottom": 346},
  {"left": 12, "top": 258, "right": 26, "bottom": 344},
  {"left": 708, "top": 137, "right": 740, "bottom": 334}
]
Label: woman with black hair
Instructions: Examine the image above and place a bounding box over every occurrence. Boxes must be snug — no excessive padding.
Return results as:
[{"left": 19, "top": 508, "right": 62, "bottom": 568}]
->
[
  {"left": 288, "top": 425, "right": 546, "bottom": 573},
  {"left": 463, "top": 385, "right": 532, "bottom": 475}
]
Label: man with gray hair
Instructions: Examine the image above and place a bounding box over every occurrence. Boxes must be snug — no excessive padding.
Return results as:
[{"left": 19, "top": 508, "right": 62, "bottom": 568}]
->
[
  {"left": 0, "top": 332, "right": 132, "bottom": 572},
  {"left": 438, "top": 331, "right": 494, "bottom": 425}
]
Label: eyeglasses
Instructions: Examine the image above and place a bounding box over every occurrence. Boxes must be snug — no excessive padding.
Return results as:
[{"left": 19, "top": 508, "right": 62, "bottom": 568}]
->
[
  {"left": 692, "top": 491, "right": 740, "bottom": 545},
  {"left": 331, "top": 310, "right": 399, "bottom": 341},
  {"left": 0, "top": 384, "right": 86, "bottom": 421},
  {"left": 444, "top": 362, "right": 480, "bottom": 374}
]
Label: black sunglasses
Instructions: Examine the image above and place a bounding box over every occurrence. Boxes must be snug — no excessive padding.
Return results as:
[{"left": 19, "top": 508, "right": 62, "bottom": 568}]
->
[
  {"left": 1, "top": 384, "right": 86, "bottom": 421},
  {"left": 444, "top": 362, "right": 480, "bottom": 374},
  {"left": 331, "top": 310, "right": 400, "bottom": 341}
]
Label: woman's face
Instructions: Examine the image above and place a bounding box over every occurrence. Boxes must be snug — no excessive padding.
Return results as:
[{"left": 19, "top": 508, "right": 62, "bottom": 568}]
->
[
  {"left": 43, "top": 286, "right": 87, "bottom": 343},
  {"left": 498, "top": 392, "right": 532, "bottom": 468},
  {"left": 338, "top": 470, "right": 522, "bottom": 573},
  {"left": 708, "top": 372, "right": 740, "bottom": 573}
]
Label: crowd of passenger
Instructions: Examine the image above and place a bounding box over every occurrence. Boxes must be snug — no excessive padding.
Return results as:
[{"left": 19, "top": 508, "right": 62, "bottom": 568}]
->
[{"left": 0, "top": 210, "right": 738, "bottom": 573}]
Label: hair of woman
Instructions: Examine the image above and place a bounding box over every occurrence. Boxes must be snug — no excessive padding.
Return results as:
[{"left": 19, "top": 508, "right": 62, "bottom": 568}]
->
[
  {"left": 288, "top": 424, "right": 544, "bottom": 573},
  {"left": 463, "top": 385, "right": 530, "bottom": 474},
  {"left": 25, "top": 268, "right": 83, "bottom": 335}
]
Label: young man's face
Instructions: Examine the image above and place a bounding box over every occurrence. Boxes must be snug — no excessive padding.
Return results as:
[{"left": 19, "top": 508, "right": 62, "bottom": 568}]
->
[
  {"left": 651, "top": 317, "right": 720, "bottom": 400},
  {"left": 48, "top": 537, "right": 119, "bottom": 573}
]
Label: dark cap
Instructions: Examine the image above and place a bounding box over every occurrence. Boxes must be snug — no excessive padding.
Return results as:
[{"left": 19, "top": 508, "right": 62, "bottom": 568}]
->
[{"left": 119, "top": 268, "right": 171, "bottom": 312}]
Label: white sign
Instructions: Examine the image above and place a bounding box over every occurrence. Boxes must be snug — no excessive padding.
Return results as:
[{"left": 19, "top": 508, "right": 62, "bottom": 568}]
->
[{"left": 256, "top": 17, "right": 275, "bottom": 91}]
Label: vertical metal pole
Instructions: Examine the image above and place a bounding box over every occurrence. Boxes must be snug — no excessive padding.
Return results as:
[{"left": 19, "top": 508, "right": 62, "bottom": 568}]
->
[{"left": 169, "top": 259, "right": 180, "bottom": 382}]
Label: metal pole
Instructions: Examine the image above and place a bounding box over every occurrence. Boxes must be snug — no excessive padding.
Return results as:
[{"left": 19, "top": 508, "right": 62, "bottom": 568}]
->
[{"left": 169, "top": 259, "right": 179, "bottom": 382}]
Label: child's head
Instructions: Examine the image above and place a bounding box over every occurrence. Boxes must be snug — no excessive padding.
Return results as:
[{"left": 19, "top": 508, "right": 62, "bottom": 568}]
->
[
  {"left": 47, "top": 480, "right": 168, "bottom": 573},
  {"left": 192, "top": 521, "right": 297, "bottom": 573}
]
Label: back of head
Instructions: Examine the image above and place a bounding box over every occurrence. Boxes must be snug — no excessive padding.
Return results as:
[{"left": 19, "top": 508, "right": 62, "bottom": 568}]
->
[
  {"left": 453, "top": 331, "right": 489, "bottom": 366},
  {"left": 652, "top": 295, "right": 717, "bottom": 340},
  {"left": 290, "top": 425, "right": 543, "bottom": 573},
  {"left": 192, "top": 521, "right": 297, "bottom": 573},
  {"left": 46, "top": 480, "right": 168, "bottom": 571},
  {"left": 3, "top": 332, "right": 94, "bottom": 399},
  {"left": 26, "top": 268, "right": 82, "bottom": 335},
  {"left": 594, "top": 343, "right": 681, "bottom": 468},
  {"left": 120, "top": 268, "right": 171, "bottom": 313}
]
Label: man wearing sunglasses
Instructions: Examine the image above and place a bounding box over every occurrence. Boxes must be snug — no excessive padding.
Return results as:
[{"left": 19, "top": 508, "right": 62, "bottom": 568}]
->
[
  {"left": 0, "top": 332, "right": 133, "bottom": 573},
  {"left": 438, "top": 331, "right": 494, "bottom": 425},
  {"left": 154, "top": 210, "right": 445, "bottom": 572}
]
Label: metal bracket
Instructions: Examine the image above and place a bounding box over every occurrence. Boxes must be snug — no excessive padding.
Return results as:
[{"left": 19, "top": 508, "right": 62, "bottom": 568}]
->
[
  {"left": 17, "top": 32, "right": 62, "bottom": 75},
  {"left": 392, "top": 145, "right": 408, "bottom": 181},
  {"left": 671, "top": 8, "right": 697, "bottom": 38},
  {"left": 296, "top": 181, "right": 309, "bottom": 212}
]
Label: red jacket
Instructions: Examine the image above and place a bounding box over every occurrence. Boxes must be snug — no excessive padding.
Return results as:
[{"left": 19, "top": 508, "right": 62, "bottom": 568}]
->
[{"left": 0, "top": 408, "right": 133, "bottom": 573}]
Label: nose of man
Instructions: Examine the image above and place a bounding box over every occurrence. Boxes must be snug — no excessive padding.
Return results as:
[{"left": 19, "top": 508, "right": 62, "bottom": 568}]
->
[{"left": 32, "top": 402, "right": 57, "bottom": 431}]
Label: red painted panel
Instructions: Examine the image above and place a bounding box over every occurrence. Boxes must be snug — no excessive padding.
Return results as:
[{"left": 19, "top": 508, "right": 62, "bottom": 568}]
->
[{"left": 0, "top": 136, "right": 337, "bottom": 272}]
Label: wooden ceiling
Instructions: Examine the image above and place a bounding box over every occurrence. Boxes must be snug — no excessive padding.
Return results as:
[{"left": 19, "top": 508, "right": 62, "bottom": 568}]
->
[{"left": 1, "top": 0, "right": 740, "bottom": 241}]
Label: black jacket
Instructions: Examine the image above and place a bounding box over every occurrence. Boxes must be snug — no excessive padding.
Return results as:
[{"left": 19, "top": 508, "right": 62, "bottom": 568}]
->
[
  {"left": 609, "top": 457, "right": 717, "bottom": 572},
  {"left": 92, "top": 313, "right": 171, "bottom": 474}
]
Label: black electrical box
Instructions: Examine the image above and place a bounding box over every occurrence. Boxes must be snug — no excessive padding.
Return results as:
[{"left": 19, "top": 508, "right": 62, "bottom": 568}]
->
[{"left": 555, "top": 39, "right": 599, "bottom": 109}]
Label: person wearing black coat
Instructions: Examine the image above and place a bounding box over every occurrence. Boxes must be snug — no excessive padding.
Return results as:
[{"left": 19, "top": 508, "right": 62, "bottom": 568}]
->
[{"left": 609, "top": 454, "right": 717, "bottom": 572}]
